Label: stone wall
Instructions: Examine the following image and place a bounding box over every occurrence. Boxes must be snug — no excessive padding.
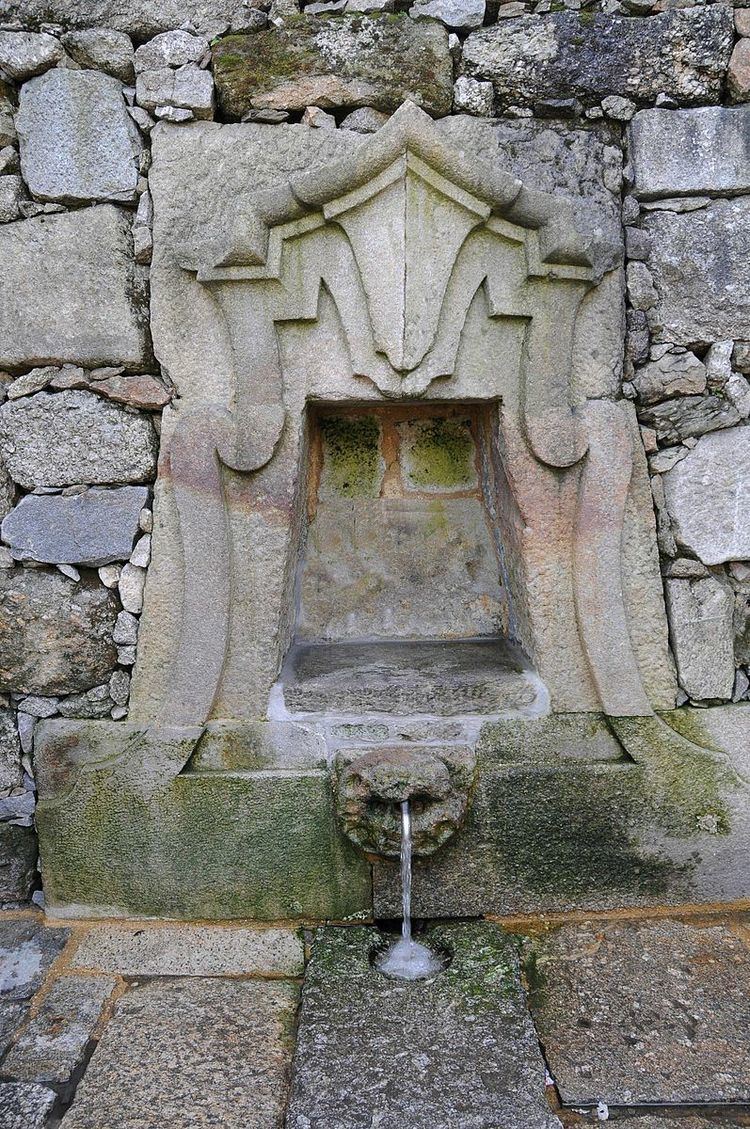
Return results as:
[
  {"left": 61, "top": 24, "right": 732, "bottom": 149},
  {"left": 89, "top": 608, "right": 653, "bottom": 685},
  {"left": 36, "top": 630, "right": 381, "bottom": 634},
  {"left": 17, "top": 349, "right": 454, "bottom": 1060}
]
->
[{"left": 0, "top": 0, "right": 749, "bottom": 907}]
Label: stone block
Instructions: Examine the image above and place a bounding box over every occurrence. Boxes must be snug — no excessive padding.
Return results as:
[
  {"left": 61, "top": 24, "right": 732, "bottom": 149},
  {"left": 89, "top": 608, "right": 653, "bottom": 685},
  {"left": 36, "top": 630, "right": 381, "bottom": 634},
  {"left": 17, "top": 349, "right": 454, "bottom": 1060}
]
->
[
  {"left": 71, "top": 924, "right": 304, "bottom": 976},
  {"left": 524, "top": 919, "right": 750, "bottom": 1104},
  {"left": 0, "top": 392, "right": 157, "bottom": 489},
  {"left": 665, "top": 577, "right": 735, "bottom": 700},
  {"left": 134, "top": 30, "right": 208, "bottom": 72},
  {"left": 0, "top": 1083, "right": 56, "bottom": 1129},
  {"left": 61, "top": 28, "right": 135, "bottom": 84},
  {"left": 662, "top": 428, "right": 750, "bottom": 565},
  {"left": 286, "top": 924, "right": 562, "bottom": 1129},
  {"left": 135, "top": 63, "right": 214, "bottom": 119},
  {"left": 638, "top": 395, "right": 741, "bottom": 445},
  {"left": 632, "top": 350, "right": 706, "bottom": 405},
  {"left": 728, "top": 38, "right": 750, "bottom": 103},
  {"left": 0, "top": 708, "right": 21, "bottom": 792},
  {"left": 0, "top": 570, "right": 118, "bottom": 695},
  {"left": 3, "top": 974, "right": 116, "bottom": 1084},
  {"left": 643, "top": 199, "right": 750, "bottom": 346},
  {"left": 34, "top": 720, "right": 371, "bottom": 920},
  {"left": 17, "top": 69, "right": 141, "bottom": 205},
  {"left": 59, "top": 979, "right": 299, "bottom": 1129},
  {"left": 2, "top": 487, "right": 148, "bottom": 566},
  {"left": 0, "top": 31, "right": 63, "bottom": 81},
  {"left": 0, "top": 918, "right": 69, "bottom": 1000},
  {"left": 212, "top": 16, "right": 453, "bottom": 118},
  {"left": 0, "top": 175, "right": 26, "bottom": 223},
  {"left": 630, "top": 106, "right": 750, "bottom": 199},
  {"left": 409, "top": 0, "right": 485, "bottom": 30},
  {"left": 460, "top": 8, "right": 733, "bottom": 110},
  {"left": 0, "top": 206, "right": 149, "bottom": 371},
  {"left": 0, "top": 824, "right": 37, "bottom": 907}
]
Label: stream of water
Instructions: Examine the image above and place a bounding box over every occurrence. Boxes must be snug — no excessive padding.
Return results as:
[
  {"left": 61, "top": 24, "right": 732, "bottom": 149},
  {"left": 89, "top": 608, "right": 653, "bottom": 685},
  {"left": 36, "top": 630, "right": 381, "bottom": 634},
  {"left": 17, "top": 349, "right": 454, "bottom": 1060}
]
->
[{"left": 376, "top": 800, "right": 444, "bottom": 981}]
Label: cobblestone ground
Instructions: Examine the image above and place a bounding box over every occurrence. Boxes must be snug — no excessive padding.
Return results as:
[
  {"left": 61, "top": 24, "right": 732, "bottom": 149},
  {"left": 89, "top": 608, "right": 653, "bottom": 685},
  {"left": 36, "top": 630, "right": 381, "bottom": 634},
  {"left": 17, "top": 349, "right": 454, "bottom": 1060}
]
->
[{"left": 0, "top": 909, "right": 748, "bottom": 1128}]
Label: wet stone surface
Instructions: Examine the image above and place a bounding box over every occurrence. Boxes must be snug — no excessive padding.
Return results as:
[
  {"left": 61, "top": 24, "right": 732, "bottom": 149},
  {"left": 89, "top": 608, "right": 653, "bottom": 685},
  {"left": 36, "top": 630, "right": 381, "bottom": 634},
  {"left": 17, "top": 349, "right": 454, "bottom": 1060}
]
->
[
  {"left": 286, "top": 922, "right": 562, "bottom": 1129},
  {"left": 524, "top": 919, "right": 750, "bottom": 1105}
]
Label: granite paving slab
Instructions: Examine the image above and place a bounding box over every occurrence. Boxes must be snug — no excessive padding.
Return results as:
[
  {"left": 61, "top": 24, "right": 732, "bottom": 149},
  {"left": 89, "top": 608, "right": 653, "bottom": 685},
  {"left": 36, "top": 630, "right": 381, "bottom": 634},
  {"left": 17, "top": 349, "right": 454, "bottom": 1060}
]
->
[
  {"left": 524, "top": 919, "right": 750, "bottom": 1105},
  {"left": 70, "top": 923, "right": 304, "bottom": 977},
  {"left": 59, "top": 977, "right": 299, "bottom": 1128},
  {"left": 285, "top": 923, "right": 562, "bottom": 1129},
  {"left": 0, "top": 918, "right": 69, "bottom": 1001},
  {"left": 2, "top": 973, "right": 116, "bottom": 1083},
  {"left": 0, "top": 1081, "right": 57, "bottom": 1128},
  {"left": 0, "top": 1000, "right": 27, "bottom": 1057}
]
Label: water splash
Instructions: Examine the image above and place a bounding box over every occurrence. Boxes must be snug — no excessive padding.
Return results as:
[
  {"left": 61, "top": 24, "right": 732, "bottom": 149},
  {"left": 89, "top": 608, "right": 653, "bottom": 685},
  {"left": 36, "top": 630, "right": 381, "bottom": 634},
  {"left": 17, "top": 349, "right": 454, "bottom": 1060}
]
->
[{"left": 376, "top": 800, "right": 444, "bottom": 981}]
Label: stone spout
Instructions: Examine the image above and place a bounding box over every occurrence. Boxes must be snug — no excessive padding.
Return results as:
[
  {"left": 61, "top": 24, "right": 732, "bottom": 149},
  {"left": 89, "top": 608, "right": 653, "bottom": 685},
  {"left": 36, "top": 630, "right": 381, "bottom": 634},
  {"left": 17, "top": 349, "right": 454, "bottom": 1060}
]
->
[{"left": 335, "top": 746, "right": 477, "bottom": 859}]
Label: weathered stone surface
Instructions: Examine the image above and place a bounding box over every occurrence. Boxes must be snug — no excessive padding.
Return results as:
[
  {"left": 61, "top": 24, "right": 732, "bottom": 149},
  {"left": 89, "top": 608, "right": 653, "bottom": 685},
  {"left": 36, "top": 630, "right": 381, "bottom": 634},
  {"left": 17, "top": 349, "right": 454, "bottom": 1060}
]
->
[
  {"left": 632, "top": 349, "right": 706, "bottom": 405},
  {"left": 0, "top": 918, "right": 69, "bottom": 1000},
  {"left": 453, "top": 74, "right": 494, "bottom": 115},
  {"left": 17, "top": 70, "right": 141, "bottom": 205},
  {"left": 0, "top": 1083, "right": 57, "bottom": 1129},
  {"left": 134, "top": 31, "right": 208, "bottom": 73},
  {"left": 0, "top": 570, "right": 118, "bottom": 695},
  {"left": 61, "top": 29, "right": 135, "bottom": 84},
  {"left": 409, "top": 0, "right": 484, "bottom": 30},
  {"left": 60, "top": 978, "right": 298, "bottom": 1129},
  {"left": 212, "top": 17, "right": 453, "bottom": 118},
  {"left": 50, "top": 368, "right": 171, "bottom": 410},
  {"left": 0, "top": 0, "right": 244, "bottom": 36},
  {"left": 0, "top": 392, "right": 158, "bottom": 489},
  {"left": 662, "top": 428, "right": 750, "bottom": 565},
  {"left": 0, "top": 206, "right": 149, "bottom": 371},
  {"left": 525, "top": 919, "right": 750, "bottom": 1104},
  {"left": 136, "top": 64, "right": 215, "bottom": 119},
  {"left": 0, "top": 175, "right": 26, "bottom": 223},
  {"left": 728, "top": 38, "right": 750, "bottom": 104},
  {"left": 71, "top": 924, "right": 304, "bottom": 976},
  {"left": 0, "top": 32, "right": 63, "bottom": 81},
  {"left": 639, "top": 395, "right": 741, "bottom": 444},
  {"left": 665, "top": 577, "right": 735, "bottom": 700},
  {"left": 461, "top": 9, "right": 733, "bottom": 110},
  {"left": 0, "top": 824, "right": 37, "bottom": 906},
  {"left": 3, "top": 974, "right": 116, "bottom": 1084},
  {"left": 2, "top": 487, "right": 148, "bottom": 567},
  {"left": 0, "top": 708, "right": 21, "bottom": 792},
  {"left": 643, "top": 199, "right": 750, "bottom": 345},
  {"left": 283, "top": 640, "right": 543, "bottom": 716},
  {"left": 287, "top": 924, "right": 561, "bottom": 1128},
  {"left": 339, "top": 106, "right": 389, "bottom": 132},
  {"left": 631, "top": 106, "right": 750, "bottom": 199}
]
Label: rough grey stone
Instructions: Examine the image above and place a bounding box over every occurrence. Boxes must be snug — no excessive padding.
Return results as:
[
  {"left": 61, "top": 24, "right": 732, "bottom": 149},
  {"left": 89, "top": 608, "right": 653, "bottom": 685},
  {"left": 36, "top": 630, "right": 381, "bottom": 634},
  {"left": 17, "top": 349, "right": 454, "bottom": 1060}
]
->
[
  {"left": 643, "top": 199, "right": 750, "bottom": 346},
  {"left": 61, "top": 29, "right": 135, "bottom": 84},
  {"left": 662, "top": 427, "right": 750, "bottom": 565},
  {"left": 134, "top": 31, "right": 208, "bottom": 73},
  {"left": 631, "top": 106, "right": 750, "bottom": 199},
  {"left": 0, "top": 1083, "right": 56, "bottom": 1129},
  {"left": 409, "top": 0, "right": 485, "bottom": 29},
  {"left": 0, "top": 824, "right": 37, "bottom": 906},
  {"left": 17, "top": 70, "right": 141, "bottom": 205},
  {"left": 0, "top": 708, "right": 21, "bottom": 793},
  {"left": 0, "top": 206, "right": 149, "bottom": 371},
  {"left": 0, "top": 999, "right": 26, "bottom": 1056},
  {"left": 638, "top": 395, "right": 741, "bottom": 444},
  {"left": 287, "top": 924, "right": 561, "bottom": 1128},
  {"left": 60, "top": 978, "right": 299, "bottom": 1129},
  {"left": 0, "top": 918, "right": 69, "bottom": 1001},
  {"left": 525, "top": 919, "right": 750, "bottom": 1104},
  {"left": 460, "top": 8, "right": 733, "bottom": 110},
  {"left": 283, "top": 640, "right": 543, "bottom": 716},
  {"left": 3, "top": 974, "right": 116, "bottom": 1084},
  {"left": 340, "top": 107, "right": 390, "bottom": 132},
  {"left": 212, "top": 16, "right": 453, "bottom": 118},
  {"left": 632, "top": 350, "right": 706, "bottom": 405},
  {"left": 0, "top": 0, "right": 243, "bottom": 37},
  {"left": 453, "top": 74, "right": 494, "bottom": 115},
  {"left": 71, "top": 923, "right": 304, "bottom": 976},
  {"left": 2, "top": 487, "right": 148, "bottom": 566},
  {"left": 0, "top": 32, "right": 63, "bottom": 81},
  {"left": 0, "top": 570, "right": 118, "bottom": 695},
  {"left": 0, "top": 392, "right": 158, "bottom": 490},
  {"left": 0, "top": 175, "right": 26, "bottom": 224},
  {"left": 728, "top": 38, "right": 750, "bottom": 104},
  {"left": 136, "top": 63, "right": 214, "bottom": 119},
  {"left": 665, "top": 577, "right": 735, "bottom": 700}
]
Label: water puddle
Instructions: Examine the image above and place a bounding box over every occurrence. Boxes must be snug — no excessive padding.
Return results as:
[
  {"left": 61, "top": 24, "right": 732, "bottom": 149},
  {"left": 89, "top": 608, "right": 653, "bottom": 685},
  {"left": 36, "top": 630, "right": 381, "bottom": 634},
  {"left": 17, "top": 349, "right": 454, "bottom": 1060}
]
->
[{"left": 375, "top": 800, "right": 446, "bottom": 981}]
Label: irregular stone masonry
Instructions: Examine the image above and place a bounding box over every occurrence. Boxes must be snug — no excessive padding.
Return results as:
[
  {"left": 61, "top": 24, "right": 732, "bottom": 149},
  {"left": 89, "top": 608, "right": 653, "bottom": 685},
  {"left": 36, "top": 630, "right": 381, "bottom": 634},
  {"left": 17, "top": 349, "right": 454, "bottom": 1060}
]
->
[{"left": 0, "top": 0, "right": 748, "bottom": 912}]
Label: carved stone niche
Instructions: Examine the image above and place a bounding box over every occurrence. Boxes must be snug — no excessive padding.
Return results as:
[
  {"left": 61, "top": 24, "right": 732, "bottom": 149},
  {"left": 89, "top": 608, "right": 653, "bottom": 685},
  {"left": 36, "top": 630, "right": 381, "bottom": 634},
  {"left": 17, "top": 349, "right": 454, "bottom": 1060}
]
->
[{"left": 33, "top": 104, "right": 750, "bottom": 921}]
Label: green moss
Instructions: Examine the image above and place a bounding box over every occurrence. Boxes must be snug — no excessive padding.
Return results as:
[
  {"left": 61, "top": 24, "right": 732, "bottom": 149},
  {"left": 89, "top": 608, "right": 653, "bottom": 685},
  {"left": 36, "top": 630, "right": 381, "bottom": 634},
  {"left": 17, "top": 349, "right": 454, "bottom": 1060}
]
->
[
  {"left": 319, "top": 415, "right": 381, "bottom": 498},
  {"left": 405, "top": 418, "right": 476, "bottom": 490}
]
